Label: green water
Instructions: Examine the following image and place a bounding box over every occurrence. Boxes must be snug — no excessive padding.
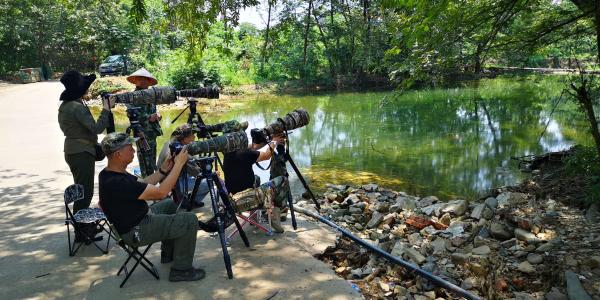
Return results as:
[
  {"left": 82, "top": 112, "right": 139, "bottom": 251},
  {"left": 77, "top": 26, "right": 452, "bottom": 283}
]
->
[{"left": 102, "top": 76, "right": 593, "bottom": 200}]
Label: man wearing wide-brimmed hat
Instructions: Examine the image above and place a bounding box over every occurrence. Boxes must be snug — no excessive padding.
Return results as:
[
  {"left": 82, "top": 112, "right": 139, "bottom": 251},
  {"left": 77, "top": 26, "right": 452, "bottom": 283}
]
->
[
  {"left": 57, "top": 70, "right": 116, "bottom": 242},
  {"left": 126, "top": 68, "right": 163, "bottom": 177}
]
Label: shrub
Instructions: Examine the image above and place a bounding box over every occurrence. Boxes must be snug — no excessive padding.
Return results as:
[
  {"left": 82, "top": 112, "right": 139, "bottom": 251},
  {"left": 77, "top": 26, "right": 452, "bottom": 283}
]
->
[
  {"left": 88, "top": 76, "right": 133, "bottom": 98},
  {"left": 565, "top": 145, "right": 600, "bottom": 204},
  {"left": 170, "top": 61, "right": 221, "bottom": 90}
]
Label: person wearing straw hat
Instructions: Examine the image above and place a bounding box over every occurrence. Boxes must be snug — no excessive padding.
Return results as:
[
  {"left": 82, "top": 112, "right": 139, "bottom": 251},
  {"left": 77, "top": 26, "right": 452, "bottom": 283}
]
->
[
  {"left": 58, "top": 70, "right": 116, "bottom": 242},
  {"left": 126, "top": 68, "right": 163, "bottom": 177}
]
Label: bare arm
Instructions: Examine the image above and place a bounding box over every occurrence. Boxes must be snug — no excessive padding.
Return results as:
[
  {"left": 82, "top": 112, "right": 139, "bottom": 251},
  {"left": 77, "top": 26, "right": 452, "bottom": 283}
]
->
[
  {"left": 256, "top": 136, "right": 286, "bottom": 162},
  {"left": 138, "top": 147, "right": 188, "bottom": 200}
]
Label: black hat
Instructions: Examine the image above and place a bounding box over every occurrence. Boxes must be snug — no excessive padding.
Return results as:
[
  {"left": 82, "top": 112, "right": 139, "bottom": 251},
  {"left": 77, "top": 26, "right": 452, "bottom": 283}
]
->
[{"left": 59, "top": 71, "right": 96, "bottom": 101}]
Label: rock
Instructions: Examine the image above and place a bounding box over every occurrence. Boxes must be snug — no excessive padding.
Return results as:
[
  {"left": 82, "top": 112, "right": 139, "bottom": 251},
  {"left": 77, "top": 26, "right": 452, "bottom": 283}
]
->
[
  {"left": 391, "top": 241, "right": 407, "bottom": 257},
  {"left": 391, "top": 225, "right": 406, "bottom": 237},
  {"left": 585, "top": 256, "right": 600, "bottom": 269},
  {"left": 460, "top": 277, "right": 479, "bottom": 290},
  {"left": 366, "top": 211, "right": 384, "bottom": 228},
  {"left": 527, "top": 253, "right": 543, "bottom": 265},
  {"left": 484, "top": 197, "right": 498, "bottom": 209},
  {"left": 353, "top": 201, "right": 367, "bottom": 209},
  {"left": 431, "top": 238, "right": 447, "bottom": 255},
  {"left": 515, "top": 228, "right": 539, "bottom": 244},
  {"left": 394, "top": 286, "right": 407, "bottom": 296},
  {"left": 482, "top": 206, "right": 495, "bottom": 220},
  {"left": 494, "top": 278, "right": 508, "bottom": 291},
  {"left": 442, "top": 199, "right": 468, "bottom": 216},
  {"left": 497, "top": 192, "right": 528, "bottom": 206},
  {"left": 545, "top": 287, "right": 567, "bottom": 300},
  {"left": 439, "top": 213, "right": 451, "bottom": 226},
  {"left": 389, "top": 203, "right": 403, "bottom": 213},
  {"left": 565, "top": 270, "right": 592, "bottom": 300},
  {"left": 332, "top": 209, "right": 349, "bottom": 218},
  {"left": 418, "top": 196, "right": 438, "bottom": 207},
  {"left": 517, "top": 261, "right": 535, "bottom": 274},
  {"left": 468, "top": 262, "right": 488, "bottom": 276},
  {"left": 408, "top": 233, "right": 423, "bottom": 246},
  {"left": 565, "top": 256, "right": 578, "bottom": 267},
  {"left": 472, "top": 245, "right": 491, "bottom": 256},
  {"left": 405, "top": 247, "right": 426, "bottom": 264},
  {"left": 421, "top": 203, "right": 447, "bottom": 216},
  {"left": 471, "top": 204, "right": 485, "bottom": 220},
  {"left": 397, "top": 197, "right": 417, "bottom": 211},
  {"left": 378, "top": 281, "right": 390, "bottom": 292},
  {"left": 500, "top": 238, "right": 517, "bottom": 248},
  {"left": 349, "top": 206, "right": 363, "bottom": 214},
  {"left": 422, "top": 291, "right": 436, "bottom": 299},
  {"left": 535, "top": 238, "right": 561, "bottom": 252},
  {"left": 413, "top": 295, "right": 429, "bottom": 300},
  {"left": 451, "top": 252, "right": 469, "bottom": 265},
  {"left": 478, "top": 226, "right": 490, "bottom": 238},
  {"left": 586, "top": 203, "right": 599, "bottom": 222},
  {"left": 490, "top": 222, "right": 513, "bottom": 240},
  {"left": 513, "top": 292, "right": 538, "bottom": 300},
  {"left": 354, "top": 223, "right": 364, "bottom": 231},
  {"left": 362, "top": 183, "right": 378, "bottom": 192},
  {"left": 377, "top": 202, "right": 390, "bottom": 213},
  {"left": 343, "top": 215, "right": 355, "bottom": 223},
  {"left": 324, "top": 192, "right": 342, "bottom": 202}
]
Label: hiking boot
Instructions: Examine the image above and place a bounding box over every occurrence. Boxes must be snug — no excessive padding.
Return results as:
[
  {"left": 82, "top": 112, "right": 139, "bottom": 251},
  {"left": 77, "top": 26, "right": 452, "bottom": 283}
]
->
[
  {"left": 270, "top": 207, "right": 284, "bottom": 233},
  {"left": 280, "top": 207, "right": 288, "bottom": 222},
  {"left": 161, "top": 251, "right": 173, "bottom": 264},
  {"left": 169, "top": 267, "right": 206, "bottom": 282}
]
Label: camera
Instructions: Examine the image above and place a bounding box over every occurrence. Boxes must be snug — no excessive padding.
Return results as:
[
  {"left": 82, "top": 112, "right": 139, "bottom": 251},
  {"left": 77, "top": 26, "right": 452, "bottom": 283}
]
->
[
  {"left": 169, "top": 141, "right": 184, "bottom": 156},
  {"left": 108, "top": 86, "right": 220, "bottom": 106},
  {"left": 251, "top": 109, "right": 310, "bottom": 144},
  {"left": 126, "top": 107, "right": 142, "bottom": 123}
]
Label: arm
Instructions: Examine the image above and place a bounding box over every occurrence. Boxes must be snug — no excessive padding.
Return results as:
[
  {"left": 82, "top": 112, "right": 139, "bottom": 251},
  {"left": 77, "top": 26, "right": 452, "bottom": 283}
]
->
[
  {"left": 74, "top": 104, "right": 111, "bottom": 134},
  {"left": 138, "top": 147, "right": 189, "bottom": 200},
  {"left": 256, "top": 136, "right": 286, "bottom": 162}
]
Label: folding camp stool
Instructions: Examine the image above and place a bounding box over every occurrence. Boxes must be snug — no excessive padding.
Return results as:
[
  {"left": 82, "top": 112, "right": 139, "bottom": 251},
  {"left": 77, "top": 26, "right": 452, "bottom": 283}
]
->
[
  {"left": 109, "top": 224, "right": 159, "bottom": 288},
  {"left": 227, "top": 209, "right": 272, "bottom": 243},
  {"left": 64, "top": 184, "right": 112, "bottom": 256}
]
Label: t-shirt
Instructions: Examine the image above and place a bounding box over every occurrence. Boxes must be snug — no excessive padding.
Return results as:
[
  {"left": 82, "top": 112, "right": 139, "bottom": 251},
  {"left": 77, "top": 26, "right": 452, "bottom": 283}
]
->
[
  {"left": 223, "top": 149, "right": 259, "bottom": 195},
  {"left": 99, "top": 169, "right": 149, "bottom": 234}
]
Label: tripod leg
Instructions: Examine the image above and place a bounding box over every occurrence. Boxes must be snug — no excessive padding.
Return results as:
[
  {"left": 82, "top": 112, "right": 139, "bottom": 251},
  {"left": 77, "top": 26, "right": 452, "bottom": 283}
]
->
[
  {"left": 206, "top": 177, "right": 234, "bottom": 279},
  {"left": 284, "top": 154, "right": 321, "bottom": 210},
  {"left": 213, "top": 176, "right": 250, "bottom": 248},
  {"left": 287, "top": 190, "right": 297, "bottom": 230}
]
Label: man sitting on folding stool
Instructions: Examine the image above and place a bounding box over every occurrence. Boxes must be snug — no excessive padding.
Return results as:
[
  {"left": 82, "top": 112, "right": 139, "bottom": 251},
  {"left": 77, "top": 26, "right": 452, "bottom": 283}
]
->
[
  {"left": 222, "top": 128, "right": 289, "bottom": 233},
  {"left": 98, "top": 132, "right": 205, "bottom": 282}
]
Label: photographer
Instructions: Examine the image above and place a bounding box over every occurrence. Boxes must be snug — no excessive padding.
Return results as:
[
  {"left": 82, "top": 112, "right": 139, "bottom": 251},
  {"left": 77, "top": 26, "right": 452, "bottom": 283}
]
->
[
  {"left": 58, "top": 70, "right": 115, "bottom": 242},
  {"left": 156, "top": 123, "right": 209, "bottom": 208},
  {"left": 126, "top": 68, "right": 163, "bottom": 177},
  {"left": 222, "top": 128, "right": 289, "bottom": 233},
  {"left": 98, "top": 132, "right": 205, "bottom": 282}
]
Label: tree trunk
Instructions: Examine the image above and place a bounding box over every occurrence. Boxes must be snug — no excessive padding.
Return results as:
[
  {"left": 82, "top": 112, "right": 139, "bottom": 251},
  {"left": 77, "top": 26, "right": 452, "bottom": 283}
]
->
[
  {"left": 572, "top": 81, "right": 600, "bottom": 158},
  {"left": 303, "top": 0, "right": 313, "bottom": 68},
  {"left": 596, "top": 0, "right": 600, "bottom": 63},
  {"left": 260, "top": 0, "right": 273, "bottom": 72}
]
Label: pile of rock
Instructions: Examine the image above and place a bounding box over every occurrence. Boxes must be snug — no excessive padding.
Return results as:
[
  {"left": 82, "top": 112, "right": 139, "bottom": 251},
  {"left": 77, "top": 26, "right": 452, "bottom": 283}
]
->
[{"left": 304, "top": 183, "right": 600, "bottom": 299}]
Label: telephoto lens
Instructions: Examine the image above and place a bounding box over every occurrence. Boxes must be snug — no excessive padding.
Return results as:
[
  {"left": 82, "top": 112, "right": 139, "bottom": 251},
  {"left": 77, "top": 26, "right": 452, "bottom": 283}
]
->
[
  {"left": 110, "top": 86, "right": 220, "bottom": 105},
  {"left": 187, "top": 131, "right": 248, "bottom": 155}
]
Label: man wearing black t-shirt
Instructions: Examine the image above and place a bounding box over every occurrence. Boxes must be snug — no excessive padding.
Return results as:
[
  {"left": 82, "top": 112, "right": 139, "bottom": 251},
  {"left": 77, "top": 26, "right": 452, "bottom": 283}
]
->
[
  {"left": 223, "top": 129, "right": 288, "bottom": 232},
  {"left": 98, "top": 132, "right": 204, "bottom": 282}
]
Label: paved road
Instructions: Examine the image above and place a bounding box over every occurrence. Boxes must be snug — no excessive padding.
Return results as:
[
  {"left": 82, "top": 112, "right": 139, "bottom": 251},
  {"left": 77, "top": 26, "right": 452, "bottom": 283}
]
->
[{"left": 0, "top": 82, "right": 360, "bottom": 299}]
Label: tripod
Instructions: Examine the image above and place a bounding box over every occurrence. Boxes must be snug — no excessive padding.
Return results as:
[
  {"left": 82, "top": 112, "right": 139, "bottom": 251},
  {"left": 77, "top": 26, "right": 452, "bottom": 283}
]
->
[
  {"left": 186, "top": 156, "right": 250, "bottom": 279},
  {"left": 125, "top": 107, "right": 156, "bottom": 177}
]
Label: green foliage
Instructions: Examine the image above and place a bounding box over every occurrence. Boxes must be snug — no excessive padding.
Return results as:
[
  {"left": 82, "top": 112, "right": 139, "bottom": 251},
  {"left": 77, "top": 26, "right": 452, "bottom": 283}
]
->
[
  {"left": 88, "top": 77, "right": 133, "bottom": 98},
  {"left": 565, "top": 145, "right": 600, "bottom": 204},
  {"left": 170, "top": 61, "right": 221, "bottom": 89}
]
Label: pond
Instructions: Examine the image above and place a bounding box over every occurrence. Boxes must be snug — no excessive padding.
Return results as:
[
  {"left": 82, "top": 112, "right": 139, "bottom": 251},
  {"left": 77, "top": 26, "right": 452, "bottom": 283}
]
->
[{"left": 102, "top": 75, "right": 592, "bottom": 200}]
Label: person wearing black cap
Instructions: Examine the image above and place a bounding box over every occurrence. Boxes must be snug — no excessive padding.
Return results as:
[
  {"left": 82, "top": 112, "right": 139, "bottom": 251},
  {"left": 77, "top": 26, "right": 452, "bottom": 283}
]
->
[{"left": 57, "top": 70, "right": 115, "bottom": 242}]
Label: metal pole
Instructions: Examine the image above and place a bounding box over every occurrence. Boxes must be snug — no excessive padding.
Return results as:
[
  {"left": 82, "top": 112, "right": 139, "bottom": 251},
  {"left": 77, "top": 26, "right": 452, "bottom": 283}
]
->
[{"left": 294, "top": 206, "right": 482, "bottom": 300}]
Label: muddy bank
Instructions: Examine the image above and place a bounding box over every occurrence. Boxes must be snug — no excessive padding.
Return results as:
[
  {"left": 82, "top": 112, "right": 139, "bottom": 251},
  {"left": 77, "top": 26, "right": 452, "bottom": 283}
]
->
[{"left": 300, "top": 154, "right": 600, "bottom": 300}]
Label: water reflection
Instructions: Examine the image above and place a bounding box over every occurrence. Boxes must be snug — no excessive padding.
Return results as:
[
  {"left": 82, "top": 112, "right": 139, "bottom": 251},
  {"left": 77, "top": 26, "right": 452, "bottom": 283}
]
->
[{"left": 99, "top": 76, "right": 591, "bottom": 200}]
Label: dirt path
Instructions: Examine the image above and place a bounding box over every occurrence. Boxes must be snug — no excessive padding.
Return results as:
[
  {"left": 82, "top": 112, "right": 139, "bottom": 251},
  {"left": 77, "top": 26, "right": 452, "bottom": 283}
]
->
[{"left": 0, "top": 82, "right": 360, "bottom": 299}]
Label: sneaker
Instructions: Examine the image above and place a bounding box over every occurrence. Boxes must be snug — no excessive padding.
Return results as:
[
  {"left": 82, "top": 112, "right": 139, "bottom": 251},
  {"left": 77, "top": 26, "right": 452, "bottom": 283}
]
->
[
  {"left": 161, "top": 251, "right": 173, "bottom": 264},
  {"left": 169, "top": 267, "right": 206, "bottom": 282}
]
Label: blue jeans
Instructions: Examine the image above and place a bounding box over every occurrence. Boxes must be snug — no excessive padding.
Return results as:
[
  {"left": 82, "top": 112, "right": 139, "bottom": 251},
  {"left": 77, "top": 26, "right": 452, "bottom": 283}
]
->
[{"left": 177, "top": 176, "right": 210, "bottom": 206}]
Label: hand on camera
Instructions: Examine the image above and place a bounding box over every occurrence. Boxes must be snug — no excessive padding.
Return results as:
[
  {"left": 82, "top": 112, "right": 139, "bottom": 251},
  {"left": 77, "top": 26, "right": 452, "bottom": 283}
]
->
[
  {"left": 160, "top": 153, "right": 174, "bottom": 173},
  {"left": 102, "top": 95, "right": 116, "bottom": 110},
  {"left": 174, "top": 146, "right": 189, "bottom": 167},
  {"left": 272, "top": 135, "right": 286, "bottom": 145},
  {"left": 148, "top": 113, "right": 161, "bottom": 123}
]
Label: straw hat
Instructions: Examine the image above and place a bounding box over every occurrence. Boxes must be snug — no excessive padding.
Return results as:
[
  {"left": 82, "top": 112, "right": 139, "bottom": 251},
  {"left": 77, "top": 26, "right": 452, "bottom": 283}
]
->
[{"left": 126, "top": 68, "right": 158, "bottom": 87}]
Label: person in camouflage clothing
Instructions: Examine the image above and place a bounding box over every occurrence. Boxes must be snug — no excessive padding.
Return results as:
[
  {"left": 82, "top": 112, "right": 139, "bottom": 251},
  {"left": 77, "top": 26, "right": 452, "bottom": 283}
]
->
[
  {"left": 126, "top": 68, "right": 163, "bottom": 177},
  {"left": 222, "top": 127, "right": 289, "bottom": 233}
]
